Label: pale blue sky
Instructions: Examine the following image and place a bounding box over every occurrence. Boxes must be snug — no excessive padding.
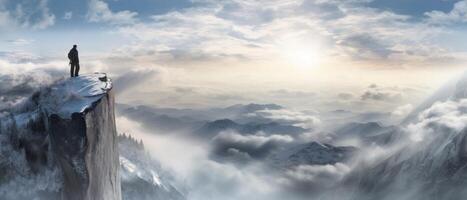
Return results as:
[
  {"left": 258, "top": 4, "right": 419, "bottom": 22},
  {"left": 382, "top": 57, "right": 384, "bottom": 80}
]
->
[
  {"left": 1, "top": 0, "right": 466, "bottom": 111},
  {"left": 1, "top": 0, "right": 466, "bottom": 56}
]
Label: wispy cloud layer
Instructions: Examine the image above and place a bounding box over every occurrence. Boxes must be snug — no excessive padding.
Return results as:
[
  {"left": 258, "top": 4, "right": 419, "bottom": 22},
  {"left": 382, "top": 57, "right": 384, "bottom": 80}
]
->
[
  {"left": 425, "top": 0, "right": 467, "bottom": 25},
  {"left": 0, "top": 0, "right": 55, "bottom": 30},
  {"left": 92, "top": 0, "right": 466, "bottom": 68},
  {"left": 0, "top": 0, "right": 464, "bottom": 111},
  {"left": 1, "top": 0, "right": 466, "bottom": 67},
  {"left": 87, "top": 0, "right": 138, "bottom": 25}
]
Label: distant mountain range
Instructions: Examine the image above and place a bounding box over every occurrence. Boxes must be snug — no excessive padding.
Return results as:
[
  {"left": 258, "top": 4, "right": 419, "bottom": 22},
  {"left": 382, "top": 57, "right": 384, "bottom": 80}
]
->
[
  {"left": 116, "top": 103, "right": 285, "bottom": 133},
  {"left": 117, "top": 103, "right": 311, "bottom": 140},
  {"left": 333, "top": 122, "right": 401, "bottom": 145},
  {"left": 117, "top": 105, "right": 204, "bottom": 133},
  {"left": 196, "top": 119, "right": 307, "bottom": 138},
  {"left": 117, "top": 103, "right": 283, "bottom": 121}
]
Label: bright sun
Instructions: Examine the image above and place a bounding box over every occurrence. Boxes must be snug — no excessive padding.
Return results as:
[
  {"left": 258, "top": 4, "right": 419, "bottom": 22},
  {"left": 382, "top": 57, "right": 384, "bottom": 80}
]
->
[
  {"left": 285, "top": 47, "right": 320, "bottom": 69},
  {"left": 280, "top": 38, "right": 324, "bottom": 69}
]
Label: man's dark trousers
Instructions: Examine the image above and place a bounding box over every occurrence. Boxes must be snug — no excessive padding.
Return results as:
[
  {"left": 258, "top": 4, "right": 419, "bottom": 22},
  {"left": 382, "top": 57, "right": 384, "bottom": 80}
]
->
[{"left": 70, "top": 62, "right": 80, "bottom": 77}]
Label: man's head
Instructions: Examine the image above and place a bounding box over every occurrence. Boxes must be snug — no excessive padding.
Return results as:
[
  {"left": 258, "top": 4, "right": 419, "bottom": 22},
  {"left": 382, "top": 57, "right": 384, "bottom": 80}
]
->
[{"left": 73, "top": 44, "right": 77, "bottom": 48}]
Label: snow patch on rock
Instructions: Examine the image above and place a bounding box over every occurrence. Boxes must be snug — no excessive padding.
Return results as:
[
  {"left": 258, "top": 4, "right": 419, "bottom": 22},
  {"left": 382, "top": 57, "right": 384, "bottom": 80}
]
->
[{"left": 39, "top": 73, "right": 112, "bottom": 119}]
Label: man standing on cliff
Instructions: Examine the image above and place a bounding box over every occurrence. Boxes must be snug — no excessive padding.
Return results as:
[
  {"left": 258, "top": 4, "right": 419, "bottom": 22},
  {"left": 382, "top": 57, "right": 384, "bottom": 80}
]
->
[{"left": 68, "top": 45, "right": 80, "bottom": 77}]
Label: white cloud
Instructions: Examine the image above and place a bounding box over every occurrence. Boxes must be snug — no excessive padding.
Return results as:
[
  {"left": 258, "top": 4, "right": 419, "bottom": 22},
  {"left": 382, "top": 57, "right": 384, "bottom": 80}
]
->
[
  {"left": 6, "top": 38, "right": 33, "bottom": 45},
  {"left": 210, "top": 130, "right": 318, "bottom": 165},
  {"left": 109, "top": 0, "right": 460, "bottom": 69},
  {"left": 391, "top": 104, "right": 413, "bottom": 118},
  {"left": 63, "top": 11, "right": 72, "bottom": 20},
  {"left": 245, "top": 109, "right": 322, "bottom": 129},
  {"left": 216, "top": 130, "right": 293, "bottom": 143},
  {"left": 116, "top": 7, "right": 262, "bottom": 63},
  {"left": 116, "top": 116, "right": 290, "bottom": 200},
  {"left": 407, "top": 99, "right": 467, "bottom": 142},
  {"left": 360, "top": 84, "right": 406, "bottom": 102},
  {"left": 87, "top": 0, "right": 138, "bottom": 25},
  {"left": 0, "top": 0, "right": 55, "bottom": 30},
  {"left": 425, "top": 0, "right": 467, "bottom": 25},
  {"left": 284, "top": 163, "right": 351, "bottom": 188}
]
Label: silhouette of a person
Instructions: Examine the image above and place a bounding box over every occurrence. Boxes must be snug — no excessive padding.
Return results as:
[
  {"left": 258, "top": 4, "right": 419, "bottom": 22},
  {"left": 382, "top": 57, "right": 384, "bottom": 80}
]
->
[{"left": 68, "top": 45, "right": 80, "bottom": 77}]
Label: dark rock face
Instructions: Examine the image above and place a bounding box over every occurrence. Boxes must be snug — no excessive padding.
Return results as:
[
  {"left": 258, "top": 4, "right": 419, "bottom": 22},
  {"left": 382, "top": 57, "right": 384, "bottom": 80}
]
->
[
  {"left": 49, "top": 90, "right": 121, "bottom": 200},
  {"left": 0, "top": 74, "right": 121, "bottom": 200}
]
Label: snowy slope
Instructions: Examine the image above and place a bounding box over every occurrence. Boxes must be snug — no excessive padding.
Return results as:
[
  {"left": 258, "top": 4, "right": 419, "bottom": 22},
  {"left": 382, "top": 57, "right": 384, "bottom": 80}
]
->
[
  {"left": 350, "top": 71, "right": 467, "bottom": 200},
  {"left": 38, "top": 73, "right": 112, "bottom": 119},
  {"left": 402, "top": 71, "right": 467, "bottom": 125},
  {"left": 118, "top": 135, "right": 185, "bottom": 200}
]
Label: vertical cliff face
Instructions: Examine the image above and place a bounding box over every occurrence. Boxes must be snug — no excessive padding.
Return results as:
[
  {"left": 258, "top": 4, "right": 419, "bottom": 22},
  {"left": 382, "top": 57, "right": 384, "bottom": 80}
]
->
[
  {"left": 84, "top": 90, "right": 121, "bottom": 200},
  {"left": 45, "top": 74, "right": 121, "bottom": 200},
  {"left": 0, "top": 73, "right": 121, "bottom": 200}
]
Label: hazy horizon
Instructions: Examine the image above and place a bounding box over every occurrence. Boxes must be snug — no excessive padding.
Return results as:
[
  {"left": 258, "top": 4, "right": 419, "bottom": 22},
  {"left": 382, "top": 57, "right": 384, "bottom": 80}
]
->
[{"left": 1, "top": 0, "right": 466, "bottom": 112}]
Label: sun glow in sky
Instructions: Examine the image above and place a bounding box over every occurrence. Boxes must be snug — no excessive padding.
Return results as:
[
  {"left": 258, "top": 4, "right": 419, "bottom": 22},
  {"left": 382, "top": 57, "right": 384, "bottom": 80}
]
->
[
  {"left": 281, "top": 41, "right": 324, "bottom": 69},
  {"left": 0, "top": 0, "right": 466, "bottom": 112}
]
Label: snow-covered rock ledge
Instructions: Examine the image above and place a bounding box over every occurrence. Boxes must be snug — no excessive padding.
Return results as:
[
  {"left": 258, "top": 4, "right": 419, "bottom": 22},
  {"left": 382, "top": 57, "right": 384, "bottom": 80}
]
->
[
  {"left": 0, "top": 73, "right": 121, "bottom": 200},
  {"left": 40, "top": 73, "right": 112, "bottom": 119}
]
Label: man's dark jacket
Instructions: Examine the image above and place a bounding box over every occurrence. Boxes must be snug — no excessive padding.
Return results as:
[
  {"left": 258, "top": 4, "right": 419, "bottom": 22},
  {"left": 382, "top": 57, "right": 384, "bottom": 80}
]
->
[{"left": 68, "top": 48, "right": 79, "bottom": 64}]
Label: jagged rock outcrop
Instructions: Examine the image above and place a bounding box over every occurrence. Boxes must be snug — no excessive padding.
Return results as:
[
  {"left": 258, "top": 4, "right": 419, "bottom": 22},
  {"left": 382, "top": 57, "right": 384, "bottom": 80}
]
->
[{"left": 0, "top": 73, "right": 121, "bottom": 200}]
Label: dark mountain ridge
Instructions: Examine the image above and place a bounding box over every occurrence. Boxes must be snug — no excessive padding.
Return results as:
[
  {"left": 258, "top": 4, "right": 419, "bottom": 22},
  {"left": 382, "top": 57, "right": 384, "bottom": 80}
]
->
[{"left": 196, "top": 118, "right": 307, "bottom": 138}]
